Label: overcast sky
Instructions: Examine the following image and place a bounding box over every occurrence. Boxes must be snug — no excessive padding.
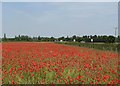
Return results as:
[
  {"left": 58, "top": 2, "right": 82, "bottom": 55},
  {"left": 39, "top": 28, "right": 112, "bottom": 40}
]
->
[{"left": 2, "top": 2, "right": 118, "bottom": 38}]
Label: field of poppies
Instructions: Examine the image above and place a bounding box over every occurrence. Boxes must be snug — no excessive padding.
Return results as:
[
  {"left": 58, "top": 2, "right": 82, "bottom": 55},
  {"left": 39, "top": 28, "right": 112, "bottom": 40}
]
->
[{"left": 2, "top": 42, "right": 119, "bottom": 84}]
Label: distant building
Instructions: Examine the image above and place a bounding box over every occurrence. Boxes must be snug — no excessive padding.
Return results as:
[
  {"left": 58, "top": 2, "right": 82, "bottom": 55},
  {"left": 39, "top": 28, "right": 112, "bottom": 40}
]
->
[
  {"left": 91, "top": 39, "right": 93, "bottom": 42},
  {"left": 81, "top": 41, "right": 85, "bottom": 43},
  {"left": 33, "top": 37, "right": 38, "bottom": 41},
  {"left": 60, "top": 40, "right": 63, "bottom": 42},
  {"left": 73, "top": 39, "right": 76, "bottom": 42}
]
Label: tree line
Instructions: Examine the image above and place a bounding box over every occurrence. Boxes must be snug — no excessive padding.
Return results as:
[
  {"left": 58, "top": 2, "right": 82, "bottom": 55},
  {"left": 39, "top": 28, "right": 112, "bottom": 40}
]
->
[{"left": 2, "top": 33, "right": 120, "bottom": 43}]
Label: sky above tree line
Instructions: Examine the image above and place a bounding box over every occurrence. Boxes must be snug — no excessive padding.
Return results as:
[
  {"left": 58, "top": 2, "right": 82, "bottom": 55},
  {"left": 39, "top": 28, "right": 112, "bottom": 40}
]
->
[{"left": 2, "top": 2, "right": 118, "bottom": 38}]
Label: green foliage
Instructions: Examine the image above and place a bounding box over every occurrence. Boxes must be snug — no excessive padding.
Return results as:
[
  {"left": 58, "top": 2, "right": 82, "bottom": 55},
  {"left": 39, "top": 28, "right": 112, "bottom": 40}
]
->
[
  {"left": 2, "top": 33, "right": 119, "bottom": 43},
  {"left": 57, "top": 42, "right": 118, "bottom": 52}
]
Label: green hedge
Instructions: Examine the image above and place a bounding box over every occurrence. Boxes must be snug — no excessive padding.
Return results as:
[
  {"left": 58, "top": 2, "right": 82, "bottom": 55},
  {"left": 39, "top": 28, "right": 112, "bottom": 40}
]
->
[{"left": 56, "top": 42, "right": 119, "bottom": 52}]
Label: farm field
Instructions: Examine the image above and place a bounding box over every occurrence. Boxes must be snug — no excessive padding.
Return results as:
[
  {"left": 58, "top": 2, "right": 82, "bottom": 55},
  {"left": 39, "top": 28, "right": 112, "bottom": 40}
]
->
[{"left": 2, "top": 42, "right": 119, "bottom": 84}]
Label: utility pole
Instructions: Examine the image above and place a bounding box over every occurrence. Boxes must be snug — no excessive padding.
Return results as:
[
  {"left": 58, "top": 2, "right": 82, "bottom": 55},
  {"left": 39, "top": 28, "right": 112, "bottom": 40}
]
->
[{"left": 115, "top": 27, "right": 117, "bottom": 43}]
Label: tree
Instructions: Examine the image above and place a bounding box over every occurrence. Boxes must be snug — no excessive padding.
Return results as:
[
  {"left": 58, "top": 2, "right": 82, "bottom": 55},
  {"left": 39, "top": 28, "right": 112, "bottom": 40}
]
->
[
  {"left": 65, "top": 36, "right": 71, "bottom": 41},
  {"left": 76, "top": 36, "right": 82, "bottom": 42},
  {"left": 72, "top": 35, "right": 77, "bottom": 39},
  {"left": 50, "top": 37, "right": 55, "bottom": 41},
  {"left": 108, "top": 36, "right": 115, "bottom": 43},
  {"left": 3, "top": 33, "right": 7, "bottom": 41},
  {"left": 38, "top": 36, "right": 41, "bottom": 41},
  {"left": 58, "top": 36, "right": 65, "bottom": 41},
  {"left": 117, "top": 36, "right": 120, "bottom": 42},
  {"left": 18, "top": 35, "right": 21, "bottom": 41},
  {"left": 83, "top": 35, "right": 90, "bottom": 42},
  {"left": 4, "top": 33, "right": 6, "bottom": 39}
]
